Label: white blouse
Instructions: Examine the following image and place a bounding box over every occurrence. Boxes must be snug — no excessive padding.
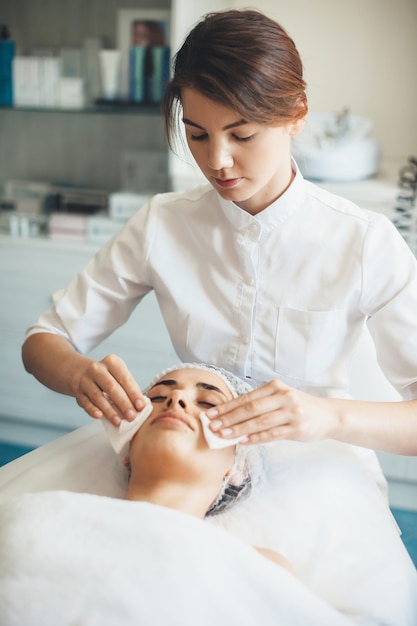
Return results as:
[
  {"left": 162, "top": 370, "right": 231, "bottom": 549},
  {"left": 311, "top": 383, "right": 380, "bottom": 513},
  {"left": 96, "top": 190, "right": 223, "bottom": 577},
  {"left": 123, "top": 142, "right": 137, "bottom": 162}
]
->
[{"left": 27, "top": 168, "right": 417, "bottom": 400}]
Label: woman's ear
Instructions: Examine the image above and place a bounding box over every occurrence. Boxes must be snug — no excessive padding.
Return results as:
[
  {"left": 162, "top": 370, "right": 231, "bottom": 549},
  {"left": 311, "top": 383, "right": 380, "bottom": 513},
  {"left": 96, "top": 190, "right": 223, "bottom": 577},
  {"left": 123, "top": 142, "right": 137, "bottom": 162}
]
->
[{"left": 288, "top": 116, "right": 306, "bottom": 137}]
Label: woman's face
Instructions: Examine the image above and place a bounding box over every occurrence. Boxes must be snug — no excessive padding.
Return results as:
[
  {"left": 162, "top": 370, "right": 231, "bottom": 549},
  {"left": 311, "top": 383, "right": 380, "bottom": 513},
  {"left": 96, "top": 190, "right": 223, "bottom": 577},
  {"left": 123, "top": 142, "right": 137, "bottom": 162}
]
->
[
  {"left": 181, "top": 88, "right": 303, "bottom": 215},
  {"left": 128, "top": 368, "right": 235, "bottom": 474}
]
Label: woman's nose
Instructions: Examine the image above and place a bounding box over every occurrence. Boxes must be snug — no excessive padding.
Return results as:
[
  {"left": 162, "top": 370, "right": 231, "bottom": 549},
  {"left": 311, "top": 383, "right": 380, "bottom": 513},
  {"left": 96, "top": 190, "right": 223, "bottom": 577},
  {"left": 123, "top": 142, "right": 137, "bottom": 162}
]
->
[
  {"left": 207, "top": 141, "right": 234, "bottom": 171},
  {"left": 167, "top": 392, "right": 186, "bottom": 409}
]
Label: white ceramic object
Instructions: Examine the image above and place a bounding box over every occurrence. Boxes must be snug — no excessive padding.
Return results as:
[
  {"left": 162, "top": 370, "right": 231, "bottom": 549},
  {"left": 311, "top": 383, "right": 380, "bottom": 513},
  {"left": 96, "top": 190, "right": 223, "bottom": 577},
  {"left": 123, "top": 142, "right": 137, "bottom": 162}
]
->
[{"left": 292, "top": 111, "right": 381, "bottom": 182}]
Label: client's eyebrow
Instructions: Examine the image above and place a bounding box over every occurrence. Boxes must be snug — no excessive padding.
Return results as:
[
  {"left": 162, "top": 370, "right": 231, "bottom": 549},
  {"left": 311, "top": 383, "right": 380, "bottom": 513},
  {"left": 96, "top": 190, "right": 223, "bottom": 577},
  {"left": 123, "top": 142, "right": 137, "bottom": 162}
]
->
[
  {"left": 196, "top": 382, "right": 227, "bottom": 397},
  {"left": 149, "top": 379, "right": 226, "bottom": 397},
  {"left": 149, "top": 379, "right": 177, "bottom": 390}
]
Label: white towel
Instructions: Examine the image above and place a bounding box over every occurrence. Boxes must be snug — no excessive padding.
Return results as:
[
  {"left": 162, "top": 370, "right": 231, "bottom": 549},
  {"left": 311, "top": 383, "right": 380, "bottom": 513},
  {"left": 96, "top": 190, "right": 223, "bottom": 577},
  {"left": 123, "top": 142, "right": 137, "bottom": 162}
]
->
[{"left": 0, "top": 490, "right": 356, "bottom": 626}]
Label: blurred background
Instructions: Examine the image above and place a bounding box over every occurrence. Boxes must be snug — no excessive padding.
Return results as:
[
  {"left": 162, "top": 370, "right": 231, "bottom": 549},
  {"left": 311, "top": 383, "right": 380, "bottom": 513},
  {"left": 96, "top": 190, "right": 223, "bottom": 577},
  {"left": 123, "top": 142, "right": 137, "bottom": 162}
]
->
[{"left": 0, "top": 0, "right": 416, "bottom": 191}]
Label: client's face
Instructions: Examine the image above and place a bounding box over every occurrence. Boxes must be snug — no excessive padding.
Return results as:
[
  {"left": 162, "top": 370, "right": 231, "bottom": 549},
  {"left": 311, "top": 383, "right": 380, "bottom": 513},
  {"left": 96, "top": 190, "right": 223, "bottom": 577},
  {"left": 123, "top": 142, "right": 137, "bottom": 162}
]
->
[
  {"left": 128, "top": 368, "right": 235, "bottom": 478},
  {"left": 147, "top": 368, "right": 234, "bottom": 423}
]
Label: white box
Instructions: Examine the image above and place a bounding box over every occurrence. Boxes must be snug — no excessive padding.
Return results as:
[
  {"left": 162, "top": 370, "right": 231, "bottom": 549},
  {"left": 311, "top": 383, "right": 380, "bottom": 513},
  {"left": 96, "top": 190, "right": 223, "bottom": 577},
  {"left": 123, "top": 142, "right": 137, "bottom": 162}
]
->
[
  {"left": 39, "top": 57, "right": 61, "bottom": 108},
  {"left": 12, "top": 57, "right": 41, "bottom": 107},
  {"left": 58, "top": 77, "right": 85, "bottom": 109}
]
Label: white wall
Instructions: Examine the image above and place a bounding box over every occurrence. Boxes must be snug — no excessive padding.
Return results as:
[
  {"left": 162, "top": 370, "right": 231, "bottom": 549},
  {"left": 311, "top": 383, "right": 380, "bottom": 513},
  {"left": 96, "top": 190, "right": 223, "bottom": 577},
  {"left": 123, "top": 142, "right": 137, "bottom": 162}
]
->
[
  {"left": 233, "top": 0, "right": 417, "bottom": 164},
  {"left": 171, "top": 0, "right": 417, "bottom": 183}
]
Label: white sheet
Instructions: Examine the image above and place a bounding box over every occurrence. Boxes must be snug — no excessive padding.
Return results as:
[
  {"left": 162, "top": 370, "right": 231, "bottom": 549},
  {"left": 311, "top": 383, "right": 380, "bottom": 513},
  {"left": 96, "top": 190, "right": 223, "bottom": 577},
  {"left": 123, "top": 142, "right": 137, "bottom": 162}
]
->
[
  {"left": 0, "top": 490, "right": 355, "bottom": 626},
  {"left": 0, "top": 423, "right": 416, "bottom": 625}
]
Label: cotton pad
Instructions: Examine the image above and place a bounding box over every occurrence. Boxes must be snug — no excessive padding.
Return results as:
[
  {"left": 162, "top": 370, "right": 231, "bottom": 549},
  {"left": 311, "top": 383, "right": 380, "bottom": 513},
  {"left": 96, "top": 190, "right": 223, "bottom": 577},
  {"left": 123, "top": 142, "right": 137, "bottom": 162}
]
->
[
  {"left": 101, "top": 397, "right": 153, "bottom": 457},
  {"left": 199, "top": 412, "right": 246, "bottom": 449}
]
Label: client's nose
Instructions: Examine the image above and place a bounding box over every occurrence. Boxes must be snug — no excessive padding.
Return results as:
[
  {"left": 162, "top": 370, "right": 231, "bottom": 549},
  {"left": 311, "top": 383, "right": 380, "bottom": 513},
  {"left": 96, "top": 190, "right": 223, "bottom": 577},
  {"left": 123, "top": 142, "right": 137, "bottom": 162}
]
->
[{"left": 167, "top": 392, "right": 186, "bottom": 409}]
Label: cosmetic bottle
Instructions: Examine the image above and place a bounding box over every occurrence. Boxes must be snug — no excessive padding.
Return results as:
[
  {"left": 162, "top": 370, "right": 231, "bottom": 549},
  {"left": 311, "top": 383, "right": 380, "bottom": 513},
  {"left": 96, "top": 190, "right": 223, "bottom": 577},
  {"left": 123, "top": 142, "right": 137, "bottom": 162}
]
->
[{"left": 0, "top": 24, "right": 15, "bottom": 106}]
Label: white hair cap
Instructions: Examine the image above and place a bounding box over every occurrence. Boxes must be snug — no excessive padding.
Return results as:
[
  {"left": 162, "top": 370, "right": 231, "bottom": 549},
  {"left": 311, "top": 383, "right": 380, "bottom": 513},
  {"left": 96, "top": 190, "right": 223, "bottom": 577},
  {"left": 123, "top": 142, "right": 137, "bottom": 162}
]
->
[{"left": 144, "top": 362, "right": 254, "bottom": 398}]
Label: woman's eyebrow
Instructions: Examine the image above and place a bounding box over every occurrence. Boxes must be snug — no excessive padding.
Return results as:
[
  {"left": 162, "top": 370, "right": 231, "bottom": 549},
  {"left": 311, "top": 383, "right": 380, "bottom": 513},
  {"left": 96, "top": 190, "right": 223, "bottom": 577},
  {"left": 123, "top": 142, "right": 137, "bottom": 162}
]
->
[
  {"left": 149, "top": 379, "right": 227, "bottom": 397},
  {"left": 149, "top": 379, "right": 177, "bottom": 390},
  {"left": 197, "top": 382, "right": 227, "bottom": 396},
  {"left": 182, "top": 118, "right": 248, "bottom": 131}
]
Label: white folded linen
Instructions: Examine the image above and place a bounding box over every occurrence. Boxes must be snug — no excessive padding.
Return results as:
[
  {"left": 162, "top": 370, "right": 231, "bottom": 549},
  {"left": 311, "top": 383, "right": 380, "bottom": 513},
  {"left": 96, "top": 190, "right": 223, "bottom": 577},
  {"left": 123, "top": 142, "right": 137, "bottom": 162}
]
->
[
  {"left": 208, "top": 441, "right": 417, "bottom": 626},
  {"left": 0, "top": 426, "right": 416, "bottom": 625},
  {"left": 0, "top": 490, "right": 355, "bottom": 626}
]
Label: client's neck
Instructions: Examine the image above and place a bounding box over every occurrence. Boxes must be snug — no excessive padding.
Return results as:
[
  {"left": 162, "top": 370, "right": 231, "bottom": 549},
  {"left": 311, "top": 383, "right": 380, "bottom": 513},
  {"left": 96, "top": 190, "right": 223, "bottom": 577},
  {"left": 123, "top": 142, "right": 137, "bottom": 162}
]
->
[{"left": 125, "top": 478, "right": 212, "bottom": 519}]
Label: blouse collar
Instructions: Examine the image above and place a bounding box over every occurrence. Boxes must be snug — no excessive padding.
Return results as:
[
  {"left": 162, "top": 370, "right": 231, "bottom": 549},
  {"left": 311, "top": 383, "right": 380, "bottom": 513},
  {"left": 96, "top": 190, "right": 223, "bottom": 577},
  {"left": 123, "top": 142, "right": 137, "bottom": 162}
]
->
[{"left": 217, "top": 159, "right": 305, "bottom": 236}]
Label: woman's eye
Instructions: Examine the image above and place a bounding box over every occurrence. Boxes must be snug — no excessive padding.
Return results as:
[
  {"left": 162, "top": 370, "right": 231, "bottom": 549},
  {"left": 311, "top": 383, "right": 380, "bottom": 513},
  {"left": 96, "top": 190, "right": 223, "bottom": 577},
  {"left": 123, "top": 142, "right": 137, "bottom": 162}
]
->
[
  {"left": 148, "top": 395, "right": 166, "bottom": 403},
  {"left": 199, "top": 401, "right": 216, "bottom": 408},
  {"left": 190, "top": 133, "right": 208, "bottom": 141},
  {"left": 234, "top": 133, "right": 255, "bottom": 143}
]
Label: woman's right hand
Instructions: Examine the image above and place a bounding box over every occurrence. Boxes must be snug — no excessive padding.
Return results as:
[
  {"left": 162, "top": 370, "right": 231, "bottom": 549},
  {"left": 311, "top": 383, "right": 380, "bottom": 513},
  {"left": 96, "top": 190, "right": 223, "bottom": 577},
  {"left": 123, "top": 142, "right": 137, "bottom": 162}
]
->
[
  {"left": 74, "top": 353, "right": 147, "bottom": 426},
  {"left": 23, "top": 334, "right": 146, "bottom": 427}
]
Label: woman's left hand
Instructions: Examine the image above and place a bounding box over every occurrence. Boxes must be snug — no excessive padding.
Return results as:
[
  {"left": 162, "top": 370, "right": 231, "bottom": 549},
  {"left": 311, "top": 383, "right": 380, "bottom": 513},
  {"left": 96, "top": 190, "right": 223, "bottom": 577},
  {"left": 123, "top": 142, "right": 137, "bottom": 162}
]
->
[{"left": 205, "top": 379, "right": 337, "bottom": 444}]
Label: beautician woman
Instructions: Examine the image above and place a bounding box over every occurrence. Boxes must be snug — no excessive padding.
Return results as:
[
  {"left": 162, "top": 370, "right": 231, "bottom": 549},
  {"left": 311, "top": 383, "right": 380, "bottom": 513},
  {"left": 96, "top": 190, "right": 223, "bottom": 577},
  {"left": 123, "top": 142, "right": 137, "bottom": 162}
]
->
[{"left": 22, "top": 10, "right": 417, "bottom": 465}]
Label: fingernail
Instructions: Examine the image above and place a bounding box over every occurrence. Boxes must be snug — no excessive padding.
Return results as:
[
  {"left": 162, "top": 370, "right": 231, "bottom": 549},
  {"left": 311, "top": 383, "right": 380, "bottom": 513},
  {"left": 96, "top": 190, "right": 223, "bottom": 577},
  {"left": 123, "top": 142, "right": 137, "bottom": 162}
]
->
[
  {"left": 126, "top": 409, "right": 136, "bottom": 421},
  {"left": 210, "top": 419, "right": 223, "bottom": 431},
  {"left": 206, "top": 408, "right": 219, "bottom": 418},
  {"left": 135, "top": 398, "right": 145, "bottom": 411},
  {"left": 220, "top": 428, "right": 233, "bottom": 436},
  {"left": 112, "top": 415, "right": 121, "bottom": 427}
]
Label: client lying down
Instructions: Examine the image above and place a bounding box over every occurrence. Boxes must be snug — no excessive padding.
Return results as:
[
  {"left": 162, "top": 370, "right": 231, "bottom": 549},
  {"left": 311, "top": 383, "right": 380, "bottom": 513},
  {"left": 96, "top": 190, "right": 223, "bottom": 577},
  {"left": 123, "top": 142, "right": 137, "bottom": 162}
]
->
[
  {"left": 105, "top": 362, "right": 293, "bottom": 571},
  {"left": 0, "top": 364, "right": 416, "bottom": 626}
]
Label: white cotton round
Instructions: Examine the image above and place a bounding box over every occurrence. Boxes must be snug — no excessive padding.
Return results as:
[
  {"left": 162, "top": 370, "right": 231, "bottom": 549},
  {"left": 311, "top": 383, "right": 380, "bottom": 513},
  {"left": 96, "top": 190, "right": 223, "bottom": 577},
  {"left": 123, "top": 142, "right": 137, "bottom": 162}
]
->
[{"left": 198, "top": 411, "right": 246, "bottom": 449}]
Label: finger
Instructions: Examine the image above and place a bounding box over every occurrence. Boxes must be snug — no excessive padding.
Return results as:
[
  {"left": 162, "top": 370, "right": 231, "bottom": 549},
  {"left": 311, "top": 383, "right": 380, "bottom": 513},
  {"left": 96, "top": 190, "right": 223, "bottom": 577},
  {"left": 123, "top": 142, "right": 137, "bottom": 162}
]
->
[
  {"left": 215, "top": 407, "right": 293, "bottom": 441},
  {"left": 207, "top": 380, "right": 292, "bottom": 431},
  {"left": 80, "top": 355, "right": 143, "bottom": 422},
  {"left": 101, "top": 354, "right": 146, "bottom": 415},
  {"left": 219, "top": 400, "right": 316, "bottom": 444},
  {"left": 97, "top": 382, "right": 136, "bottom": 424},
  {"left": 241, "top": 423, "right": 298, "bottom": 445},
  {"left": 79, "top": 362, "right": 126, "bottom": 421},
  {"left": 76, "top": 387, "right": 123, "bottom": 426}
]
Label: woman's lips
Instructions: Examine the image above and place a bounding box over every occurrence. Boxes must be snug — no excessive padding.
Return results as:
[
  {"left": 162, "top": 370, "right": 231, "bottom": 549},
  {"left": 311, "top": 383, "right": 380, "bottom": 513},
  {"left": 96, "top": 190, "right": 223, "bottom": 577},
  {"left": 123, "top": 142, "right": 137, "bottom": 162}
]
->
[
  {"left": 151, "top": 412, "right": 194, "bottom": 430},
  {"left": 214, "top": 177, "right": 242, "bottom": 188}
]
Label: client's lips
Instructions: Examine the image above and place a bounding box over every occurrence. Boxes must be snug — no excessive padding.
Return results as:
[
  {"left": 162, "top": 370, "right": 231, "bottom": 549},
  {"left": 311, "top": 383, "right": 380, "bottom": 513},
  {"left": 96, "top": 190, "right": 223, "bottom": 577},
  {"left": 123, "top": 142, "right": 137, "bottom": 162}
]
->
[
  {"left": 214, "top": 177, "right": 242, "bottom": 188},
  {"left": 151, "top": 412, "right": 194, "bottom": 431}
]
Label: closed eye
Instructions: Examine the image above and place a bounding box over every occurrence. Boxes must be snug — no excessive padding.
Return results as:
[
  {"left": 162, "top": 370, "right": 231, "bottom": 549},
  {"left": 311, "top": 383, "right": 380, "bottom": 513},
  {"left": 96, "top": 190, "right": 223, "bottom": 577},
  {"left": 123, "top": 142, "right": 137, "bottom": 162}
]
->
[
  {"left": 190, "top": 133, "right": 208, "bottom": 141},
  {"left": 149, "top": 395, "right": 166, "bottom": 403},
  {"left": 190, "top": 133, "right": 255, "bottom": 143},
  {"left": 148, "top": 396, "right": 216, "bottom": 408},
  {"left": 233, "top": 133, "right": 255, "bottom": 143}
]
